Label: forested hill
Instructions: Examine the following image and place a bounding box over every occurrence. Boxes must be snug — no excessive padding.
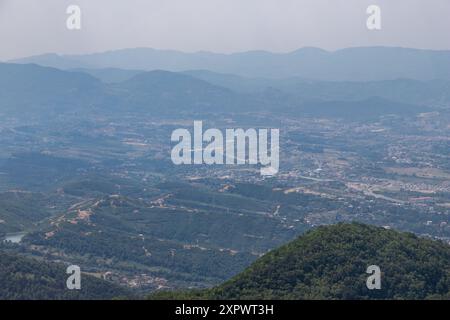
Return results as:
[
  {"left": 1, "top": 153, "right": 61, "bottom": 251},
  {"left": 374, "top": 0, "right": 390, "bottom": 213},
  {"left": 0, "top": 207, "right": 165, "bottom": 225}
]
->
[
  {"left": 152, "top": 223, "right": 450, "bottom": 300},
  {"left": 0, "top": 250, "right": 130, "bottom": 300}
]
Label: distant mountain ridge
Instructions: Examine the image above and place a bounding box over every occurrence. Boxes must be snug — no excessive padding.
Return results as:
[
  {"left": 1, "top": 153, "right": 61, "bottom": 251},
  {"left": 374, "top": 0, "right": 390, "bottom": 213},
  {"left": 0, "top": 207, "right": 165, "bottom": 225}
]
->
[
  {"left": 0, "top": 62, "right": 105, "bottom": 113},
  {"left": 11, "top": 46, "right": 450, "bottom": 81},
  {"left": 0, "top": 63, "right": 441, "bottom": 120}
]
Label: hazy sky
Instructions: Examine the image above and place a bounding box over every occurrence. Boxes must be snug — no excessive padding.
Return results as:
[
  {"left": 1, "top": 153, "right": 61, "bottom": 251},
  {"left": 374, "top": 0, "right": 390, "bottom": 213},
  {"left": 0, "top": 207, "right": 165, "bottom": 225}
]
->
[{"left": 0, "top": 0, "right": 449, "bottom": 60}]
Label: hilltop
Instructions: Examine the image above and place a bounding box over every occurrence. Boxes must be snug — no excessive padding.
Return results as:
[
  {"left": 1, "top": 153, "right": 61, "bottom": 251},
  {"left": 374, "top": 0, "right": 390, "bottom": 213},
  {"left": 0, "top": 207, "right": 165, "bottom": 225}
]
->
[{"left": 152, "top": 223, "right": 450, "bottom": 300}]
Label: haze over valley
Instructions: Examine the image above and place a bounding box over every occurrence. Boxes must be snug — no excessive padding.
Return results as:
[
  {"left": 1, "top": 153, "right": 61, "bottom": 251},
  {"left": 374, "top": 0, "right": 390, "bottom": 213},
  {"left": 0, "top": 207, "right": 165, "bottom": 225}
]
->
[{"left": 1, "top": 45, "right": 450, "bottom": 298}]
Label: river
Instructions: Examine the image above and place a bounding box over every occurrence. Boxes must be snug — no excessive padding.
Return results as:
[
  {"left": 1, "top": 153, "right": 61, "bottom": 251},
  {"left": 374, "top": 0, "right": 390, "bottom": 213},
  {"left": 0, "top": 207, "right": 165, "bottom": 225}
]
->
[{"left": 3, "top": 232, "right": 26, "bottom": 243}]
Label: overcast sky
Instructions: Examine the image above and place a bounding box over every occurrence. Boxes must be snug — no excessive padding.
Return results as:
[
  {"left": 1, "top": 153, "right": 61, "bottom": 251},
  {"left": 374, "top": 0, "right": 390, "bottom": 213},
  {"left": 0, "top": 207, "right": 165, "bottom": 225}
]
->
[{"left": 0, "top": 0, "right": 449, "bottom": 60}]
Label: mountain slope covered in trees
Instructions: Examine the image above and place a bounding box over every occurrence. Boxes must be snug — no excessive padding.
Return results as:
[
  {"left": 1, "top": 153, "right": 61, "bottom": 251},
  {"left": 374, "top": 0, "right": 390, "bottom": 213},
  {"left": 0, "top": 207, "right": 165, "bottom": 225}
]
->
[
  {"left": 0, "top": 250, "right": 130, "bottom": 300},
  {"left": 153, "top": 223, "right": 450, "bottom": 300}
]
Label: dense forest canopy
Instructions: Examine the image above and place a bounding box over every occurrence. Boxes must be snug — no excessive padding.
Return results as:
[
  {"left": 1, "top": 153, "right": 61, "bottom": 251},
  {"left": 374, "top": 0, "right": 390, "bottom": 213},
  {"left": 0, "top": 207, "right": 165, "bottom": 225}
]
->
[{"left": 151, "top": 223, "right": 450, "bottom": 300}]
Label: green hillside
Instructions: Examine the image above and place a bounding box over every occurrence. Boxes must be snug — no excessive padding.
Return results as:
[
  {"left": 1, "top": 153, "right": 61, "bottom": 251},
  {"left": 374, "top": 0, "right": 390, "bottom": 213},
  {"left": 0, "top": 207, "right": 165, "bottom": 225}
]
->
[
  {"left": 0, "top": 250, "right": 130, "bottom": 300},
  {"left": 152, "top": 223, "right": 450, "bottom": 300}
]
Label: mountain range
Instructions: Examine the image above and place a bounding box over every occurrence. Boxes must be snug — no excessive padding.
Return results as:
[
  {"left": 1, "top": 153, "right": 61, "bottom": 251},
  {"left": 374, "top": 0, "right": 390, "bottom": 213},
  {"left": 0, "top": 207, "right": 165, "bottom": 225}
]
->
[
  {"left": 10, "top": 47, "right": 450, "bottom": 81},
  {"left": 1, "top": 62, "right": 447, "bottom": 121}
]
